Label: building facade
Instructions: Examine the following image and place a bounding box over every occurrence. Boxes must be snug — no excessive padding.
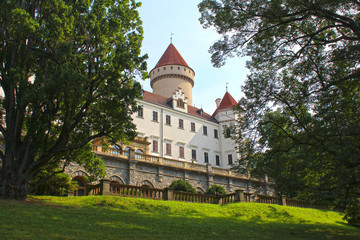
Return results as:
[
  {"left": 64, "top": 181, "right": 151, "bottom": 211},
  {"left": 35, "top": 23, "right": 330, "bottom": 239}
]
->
[{"left": 67, "top": 43, "right": 274, "bottom": 196}]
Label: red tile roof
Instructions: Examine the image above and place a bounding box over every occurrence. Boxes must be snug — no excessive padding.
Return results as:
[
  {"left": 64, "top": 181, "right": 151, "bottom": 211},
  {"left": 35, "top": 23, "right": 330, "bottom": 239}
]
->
[
  {"left": 142, "top": 90, "right": 218, "bottom": 123},
  {"left": 153, "top": 43, "right": 190, "bottom": 69},
  {"left": 213, "top": 92, "right": 238, "bottom": 116}
]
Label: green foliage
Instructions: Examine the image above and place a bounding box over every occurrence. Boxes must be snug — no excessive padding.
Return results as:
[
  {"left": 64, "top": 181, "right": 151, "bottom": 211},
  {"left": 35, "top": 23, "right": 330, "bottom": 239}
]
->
[
  {"left": 1, "top": 196, "right": 359, "bottom": 240},
  {"left": 199, "top": 0, "right": 360, "bottom": 208},
  {"left": 0, "top": 0, "right": 147, "bottom": 199},
  {"left": 344, "top": 199, "right": 360, "bottom": 227},
  {"left": 169, "top": 179, "right": 197, "bottom": 194},
  {"left": 205, "top": 184, "right": 227, "bottom": 195},
  {"left": 30, "top": 169, "right": 77, "bottom": 196}
]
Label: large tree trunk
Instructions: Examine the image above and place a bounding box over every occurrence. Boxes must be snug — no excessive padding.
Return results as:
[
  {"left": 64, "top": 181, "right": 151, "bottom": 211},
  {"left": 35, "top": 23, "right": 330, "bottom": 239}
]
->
[{"left": 0, "top": 161, "right": 30, "bottom": 200}]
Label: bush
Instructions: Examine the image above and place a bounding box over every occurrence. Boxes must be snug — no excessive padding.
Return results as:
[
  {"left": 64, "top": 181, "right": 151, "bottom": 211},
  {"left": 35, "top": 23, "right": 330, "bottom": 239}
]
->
[
  {"left": 206, "top": 184, "right": 227, "bottom": 195},
  {"left": 169, "top": 179, "right": 197, "bottom": 194},
  {"left": 30, "top": 168, "right": 78, "bottom": 196},
  {"left": 344, "top": 199, "right": 360, "bottom": 227}
]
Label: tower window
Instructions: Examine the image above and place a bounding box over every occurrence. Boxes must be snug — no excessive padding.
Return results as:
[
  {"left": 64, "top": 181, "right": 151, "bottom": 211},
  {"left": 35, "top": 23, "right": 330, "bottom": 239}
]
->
[
  {"left": 192, "top": 149, "right": 197, "bottom": 160},
  {"left": 153, "top": 111, "right": 158, "bottom": 122},
  {"left": 137, "top": 107, "right": 143, "bottom": 118},
  {"left": 166, "top": 143, "right": 171, "bottom": 156},
  {"left": 171, "top": 66, "right": 173, "bottom": 70},
  {"left": 228, "top": 154, "right": 233, "bottom": 165},
  {"left": 203, "top": 126, "right": 208, "bottom": 135},
  {"left": 163, "top": 67, "right": 166, "bottom": 70},
  {"left": 152, "top": 140, "right": 158, "bottom": 153},
  {"left": 179, "top": 146, "right": 184, "bottom": 158},
  {"left": 216, "top": 155, "right": 220, "bottom": 166},
  {"left": 191, "top": 122, "right": 195, "bottom": 132},
  {"left": 166, "top": 115, "right": 171, "bottom": 125},
  {"left": 177, "top": 99, "right": 185, "bottom": 108},
  {"left": 214, "top": 129, "right": 218, "bottom": 139},
  {"left": 179, "top": 119, "right": 184, "bottom": 129},
  {"left": 178, "top": 67, "right": 180, "bottom": 70},
  {"left": 204, "top": 152, "right": 209, "bottom": 163}
]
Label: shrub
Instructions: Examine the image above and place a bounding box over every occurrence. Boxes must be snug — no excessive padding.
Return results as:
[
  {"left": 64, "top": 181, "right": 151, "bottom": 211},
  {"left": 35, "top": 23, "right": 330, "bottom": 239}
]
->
[
  {"left": 30, "top": 168, "right": 78, "bottom": 196},
  {"left": 344, "top": 199, "right": 360, "bottom": 227},
  {"left": 206, "top": 184, "right": 227, "bottom": 195},
  {"left": 169, "top": 179, "right": 197, "bottom": 194}
]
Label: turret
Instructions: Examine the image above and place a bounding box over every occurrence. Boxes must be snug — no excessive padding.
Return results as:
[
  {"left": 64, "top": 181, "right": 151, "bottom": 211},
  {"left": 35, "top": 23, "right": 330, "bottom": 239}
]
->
[{"left": 150, "top": 44, "right": 195, "bottom": 105}]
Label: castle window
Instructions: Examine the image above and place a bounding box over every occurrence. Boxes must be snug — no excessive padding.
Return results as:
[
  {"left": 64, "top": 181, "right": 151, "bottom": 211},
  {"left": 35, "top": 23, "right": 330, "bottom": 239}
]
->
[
  {"left": 178, "top": 67, "right": 180, "bottom": 70},
  {"left": 204, "top": 152, "right": 209, "bottom": 163},
  {"left": 214, "top": 129, "right": 218, "bottom": 139},
  {"left": 216, "top": 155, "right": 220, "bottom": 166},
  {"left": 171, "top": 66, "right": 173, "bottom": 70},
  {"left": 228, "top": 154, "right": 233, "bottom": 165},
  {"left": 203, "top": 126, "right": 208, "bottom": 135},
  {"left": 179, "top": 119, "right": 184, "bottom": 129},
  {"left": 179, "top": 146, "right": 184, "bottom": 158},
  {"left": 157, "top": 69, "right": 159, "bottom": 72},
  {"left": 191, "top": 122, "right": 195, "bottom": 132},
  {"left": 153, "top": 111, "right": 158, "bottom": 122},
  {"left": 137, "top": 107, "right": 143, "bottom": 118},
  {"left": 177, "top": 99, "right": 185, "bottom": 108},
  {"left": 152, "top": 140, "right": 158, "bottom": 153},
  {"left": 191, "top": 149, "right": 196, "bottom": 160},
  {"left": 166, "top": 115, "right": 171, "bottom": 125},
  {"left": 163, "top": 67, "right": 166, "bottom": 70},
  {"left": 166, "top": 143, "right": 171, "bottom": 156}
]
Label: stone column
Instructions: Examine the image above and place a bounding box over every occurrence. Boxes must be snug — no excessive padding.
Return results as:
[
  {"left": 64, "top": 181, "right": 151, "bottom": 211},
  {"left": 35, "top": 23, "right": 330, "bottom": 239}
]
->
[
  {"left": 100, "top": 179, "right": 111, "bottom": 196},
  {"left": 235, "top": 189, "right": 245, "bottom": 202},
  {"left": 128, "top": 160, "right": 137, "bottom": 185},
  {"left": 163, "top": 188, "right": 174, "bottom": 201},
  {"left": 281, "top": 195, "right": 287, "bottom": 206},
  {"left": 206, "top": 163, "right": 213, "bottom": 189}
]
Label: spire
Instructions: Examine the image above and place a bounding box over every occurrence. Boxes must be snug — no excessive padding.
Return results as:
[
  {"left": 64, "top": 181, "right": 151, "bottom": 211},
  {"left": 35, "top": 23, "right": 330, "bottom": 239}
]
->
[
  {"left": 212, "top": 91, "right": 238, "bottom": 116},
  {"left": 153, "top": 43, "right": 190, "bottom": 69}
]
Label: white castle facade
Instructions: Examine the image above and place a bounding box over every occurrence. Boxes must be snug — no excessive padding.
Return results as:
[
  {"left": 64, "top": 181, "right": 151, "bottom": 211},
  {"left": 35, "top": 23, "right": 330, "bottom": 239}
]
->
[{"left": 67, "top": 44, "right": 274, "bottom": 196}]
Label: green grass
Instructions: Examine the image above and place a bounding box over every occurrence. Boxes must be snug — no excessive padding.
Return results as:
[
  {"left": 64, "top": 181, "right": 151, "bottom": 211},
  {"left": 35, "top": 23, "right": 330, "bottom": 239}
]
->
[{"left": 0, "top": 195, "right": 359, "bottom": 240}]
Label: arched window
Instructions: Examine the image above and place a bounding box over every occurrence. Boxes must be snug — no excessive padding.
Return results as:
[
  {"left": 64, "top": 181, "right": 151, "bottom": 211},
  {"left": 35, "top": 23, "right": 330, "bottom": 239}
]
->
[
  {"left": 72, "top": 177, "right": 87, "bottom": 196},
  {"left": 177, "top": 99, "right": 185, "bottom": 108},
  {"left": 113, "top": 145, "right": 122, "bottom": 155},
  {"left": 135, "top": 149, "right": 144, "bottom": 154}
]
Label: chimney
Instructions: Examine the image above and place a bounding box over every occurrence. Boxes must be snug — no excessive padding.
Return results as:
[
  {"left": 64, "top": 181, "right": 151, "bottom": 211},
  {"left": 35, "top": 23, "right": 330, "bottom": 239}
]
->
[{"left": 215, "top": 98, "right": 221, "bottom": 108}]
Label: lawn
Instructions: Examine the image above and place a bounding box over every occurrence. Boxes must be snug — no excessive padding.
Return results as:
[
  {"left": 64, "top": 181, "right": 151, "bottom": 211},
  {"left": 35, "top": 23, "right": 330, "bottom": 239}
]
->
[{"left": 0, "top": 195, "right": 359, "bottom": 240}]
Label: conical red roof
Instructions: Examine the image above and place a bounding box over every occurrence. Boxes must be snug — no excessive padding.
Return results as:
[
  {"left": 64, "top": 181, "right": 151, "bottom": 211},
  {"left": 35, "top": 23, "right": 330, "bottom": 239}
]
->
[
  {"left": 213, "top": 92, "right": 237, "bottom": 116},
  {"left": 153, "top": 43, "right": 189, "bottom": 69}
]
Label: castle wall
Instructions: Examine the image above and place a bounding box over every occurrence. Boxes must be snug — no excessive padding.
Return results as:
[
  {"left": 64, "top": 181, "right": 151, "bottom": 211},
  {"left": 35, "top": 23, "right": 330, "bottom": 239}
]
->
[{"left": 66, "top": 153, "right": 276, "bottom": 196}]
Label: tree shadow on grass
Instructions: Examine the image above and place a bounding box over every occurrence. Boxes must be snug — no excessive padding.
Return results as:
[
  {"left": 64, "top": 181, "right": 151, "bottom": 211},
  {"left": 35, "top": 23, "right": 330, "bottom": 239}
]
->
[{"left": 1, "top": 199, "right": 360, "bottom": 240}]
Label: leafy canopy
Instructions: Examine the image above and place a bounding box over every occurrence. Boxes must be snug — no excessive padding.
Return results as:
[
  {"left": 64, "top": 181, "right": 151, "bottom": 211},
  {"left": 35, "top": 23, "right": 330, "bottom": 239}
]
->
[
  {"left": 0, "top": 0, "right": 147, "bottom": 199},
  {"left": 199, "top": 0, "right": 360, "bottom": 207}
]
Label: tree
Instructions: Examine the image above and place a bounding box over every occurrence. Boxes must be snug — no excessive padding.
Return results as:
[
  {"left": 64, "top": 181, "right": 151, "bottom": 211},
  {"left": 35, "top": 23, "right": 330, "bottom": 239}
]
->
[
  {"left": 199, "top": 0, "right": 360, "bottom": 207},
  {"left": 0, "top": 0, "right": 147, "bottom": 200},
  {"left": 169, "top": 179, "right": 197, "bottom": 194},
  {"left": 205, "top": 184, "right": 226, "bottom": 195}
]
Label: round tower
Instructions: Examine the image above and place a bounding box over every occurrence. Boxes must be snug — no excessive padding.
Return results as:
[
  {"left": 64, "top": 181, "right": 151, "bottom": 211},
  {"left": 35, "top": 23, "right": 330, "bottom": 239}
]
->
[{"left": 150, "top": 43, "right": 195, "bottom": 105}]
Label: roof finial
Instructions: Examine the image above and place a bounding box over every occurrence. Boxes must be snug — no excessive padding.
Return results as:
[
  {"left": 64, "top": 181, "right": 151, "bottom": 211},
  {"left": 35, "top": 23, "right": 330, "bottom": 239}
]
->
[
  {"left": 226, "top": 82, "right": 229, "bottom": 92},
  {"left": 170, "top": 33, "right": 174, "bottom": 43}
]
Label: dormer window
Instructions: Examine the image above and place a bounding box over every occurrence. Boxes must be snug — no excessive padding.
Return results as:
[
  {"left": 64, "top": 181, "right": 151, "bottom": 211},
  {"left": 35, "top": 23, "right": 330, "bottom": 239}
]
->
[{"left": 177, "top": 99, "right": 185, "bottom": 108}]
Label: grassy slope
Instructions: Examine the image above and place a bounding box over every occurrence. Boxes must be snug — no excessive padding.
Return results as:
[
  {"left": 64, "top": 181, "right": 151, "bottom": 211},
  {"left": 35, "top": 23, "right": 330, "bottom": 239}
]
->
[{"left": 0, "top": 196, "right": 359, "bottom": 240}]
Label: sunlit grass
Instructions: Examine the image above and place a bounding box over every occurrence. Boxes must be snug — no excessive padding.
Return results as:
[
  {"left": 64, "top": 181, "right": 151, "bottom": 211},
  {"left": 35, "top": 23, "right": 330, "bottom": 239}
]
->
[{"left": 0, "top": 195, "right": 359, "bottom": 240}]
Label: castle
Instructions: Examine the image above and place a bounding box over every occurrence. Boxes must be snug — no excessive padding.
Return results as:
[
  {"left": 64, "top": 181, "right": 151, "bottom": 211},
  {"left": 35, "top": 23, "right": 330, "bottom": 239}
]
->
[{"left": 67, "top": 43, "right": 274, "bottom": 196}]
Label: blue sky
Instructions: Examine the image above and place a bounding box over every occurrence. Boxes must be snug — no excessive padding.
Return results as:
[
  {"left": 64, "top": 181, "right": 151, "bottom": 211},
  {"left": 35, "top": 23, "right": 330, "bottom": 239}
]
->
[{"left": 137, "top": 0, "right": 249, "bottom": 114}]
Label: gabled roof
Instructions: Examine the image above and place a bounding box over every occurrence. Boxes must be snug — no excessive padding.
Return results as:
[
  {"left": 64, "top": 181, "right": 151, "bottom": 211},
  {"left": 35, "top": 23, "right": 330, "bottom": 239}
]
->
[
  {"left": 142, "top": 90, "right": 218, "bottom": 123},
  {"left": 213, "top": 92, "right": 238, "bottom": 116},
  {"left": 153, "top": 43, "right": 190, "bottom": 69}
]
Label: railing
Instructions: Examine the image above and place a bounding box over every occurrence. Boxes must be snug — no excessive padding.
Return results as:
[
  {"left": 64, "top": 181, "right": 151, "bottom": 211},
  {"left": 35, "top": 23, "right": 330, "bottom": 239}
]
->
[
  {"left": 173, "top": 191, "right": 219, "bottom": 204},
  {"left": 83, "top": 181, "right": 325, "bottom": 210},
  {"left": 86, "top": 183, "right": 102, "bottom": 195},
  {"left": 256, "top": 194, "right": 281, "bottom": 205},
  {"left": 109, "top": 183, "right": 164, "bottom": 200},
  {"left": 221, "top": 193, "right": 236, "bottom": 204},
  {"left": 286, "top": 198, "right": 324, "bottom": 209}
]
